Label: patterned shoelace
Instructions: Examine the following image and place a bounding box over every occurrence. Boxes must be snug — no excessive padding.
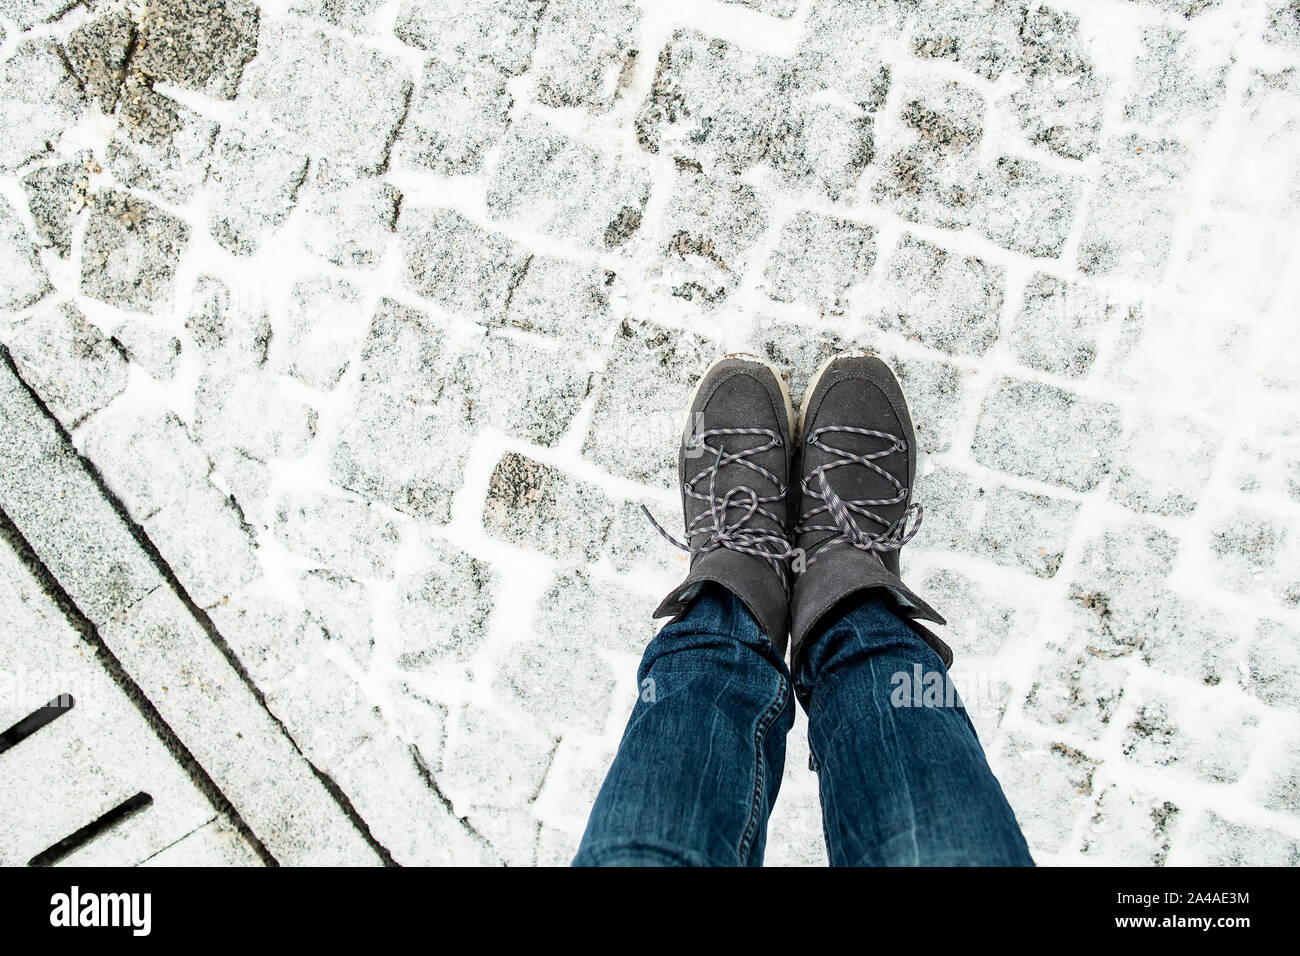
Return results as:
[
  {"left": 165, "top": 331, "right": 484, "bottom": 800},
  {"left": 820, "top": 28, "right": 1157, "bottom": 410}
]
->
[
  {"left": 795, "top": 424, "right": 923, "bottom": 569},
  {"left": 643, "top": 426, "right": 794, "bottom": 588}
]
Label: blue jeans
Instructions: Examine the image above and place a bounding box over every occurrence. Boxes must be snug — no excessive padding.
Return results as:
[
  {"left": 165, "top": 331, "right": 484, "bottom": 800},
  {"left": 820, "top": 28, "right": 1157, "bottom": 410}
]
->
[{"left": 573, "top": 584, "right": 1033, "bottom": 866}]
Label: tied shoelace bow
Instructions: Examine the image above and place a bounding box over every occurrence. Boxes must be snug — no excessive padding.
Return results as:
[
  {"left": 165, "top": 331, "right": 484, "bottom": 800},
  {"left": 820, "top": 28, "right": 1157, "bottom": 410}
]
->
[
  {"left": 795, "top": 424, "right": 923, "bottom": 569},
  {"left": 643, "top": 427, "right": 795, "bottom": 588}
]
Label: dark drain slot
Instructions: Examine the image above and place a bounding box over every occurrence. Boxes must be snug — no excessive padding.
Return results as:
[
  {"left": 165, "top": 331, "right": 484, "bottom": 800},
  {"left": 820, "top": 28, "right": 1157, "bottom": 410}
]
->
[
  {"left": 28, "top": 791, "right": 154, "bottom": 867},
  {"left": 0, "top": 693, "right": 75, "bottom": 756}
]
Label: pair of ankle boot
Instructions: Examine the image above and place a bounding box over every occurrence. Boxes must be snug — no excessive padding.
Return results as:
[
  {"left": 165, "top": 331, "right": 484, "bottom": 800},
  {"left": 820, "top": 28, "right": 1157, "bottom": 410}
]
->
[{"left": 647, "top": 352, "right": 950, "bottom": 675}]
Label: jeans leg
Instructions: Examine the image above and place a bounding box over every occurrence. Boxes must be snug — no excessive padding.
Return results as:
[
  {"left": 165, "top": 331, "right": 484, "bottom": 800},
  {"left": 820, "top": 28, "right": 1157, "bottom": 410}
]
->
[
  {"left": 796, "top": 594, "right": 1033, "bottom": 867},
  {"left": 574, "top": 584, "right": 796, "bottom": 866}
]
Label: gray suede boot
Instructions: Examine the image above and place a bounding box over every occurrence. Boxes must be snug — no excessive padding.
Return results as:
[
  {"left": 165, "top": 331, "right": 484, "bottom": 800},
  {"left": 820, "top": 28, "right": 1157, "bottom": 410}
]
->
[
  {"left": 646, "top": 355, "right": 797, "bottom": 652},
  {"left": 789, "top": 351, "right": 950, "bottom": 674}
]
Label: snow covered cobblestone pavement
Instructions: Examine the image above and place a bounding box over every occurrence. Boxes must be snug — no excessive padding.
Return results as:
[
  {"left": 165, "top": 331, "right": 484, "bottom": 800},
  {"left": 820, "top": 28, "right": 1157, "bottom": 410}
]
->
[{"left": 1, "top": 0, "right": 1298, "bottom": 866}]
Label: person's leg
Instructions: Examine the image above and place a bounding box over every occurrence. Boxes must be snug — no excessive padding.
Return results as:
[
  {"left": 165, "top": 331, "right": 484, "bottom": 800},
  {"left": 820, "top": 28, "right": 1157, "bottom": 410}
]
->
[
  {"left": 796, "top": 593, "right": 1033, "bottom": 867},
  {"left": 573, "top": 584, "right": 795, "bottom": 867},
  {"left": 787, "top": 352, "right": 1029, "bottom": 866}
]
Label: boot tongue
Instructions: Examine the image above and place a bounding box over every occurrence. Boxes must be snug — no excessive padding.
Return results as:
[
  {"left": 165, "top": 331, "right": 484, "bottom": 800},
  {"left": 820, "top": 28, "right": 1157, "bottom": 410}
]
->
[
  {"left": 808, "top": 428, "right": 908, "bottom": 522},
  {"left": 803, "top": 372, "right": 911, "bottom": 531},
  {"left": 705, "top": 433, "right": 785, "bottom": 536}
]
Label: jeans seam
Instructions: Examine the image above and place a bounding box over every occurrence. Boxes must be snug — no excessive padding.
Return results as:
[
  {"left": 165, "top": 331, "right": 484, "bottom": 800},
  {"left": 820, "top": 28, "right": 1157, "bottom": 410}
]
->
[
  {"left": 806, "top": 729, "right": 836, "bottom": 857},
  {"left": 737, "top": 671, "right": 790, "bottom": 865}
]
